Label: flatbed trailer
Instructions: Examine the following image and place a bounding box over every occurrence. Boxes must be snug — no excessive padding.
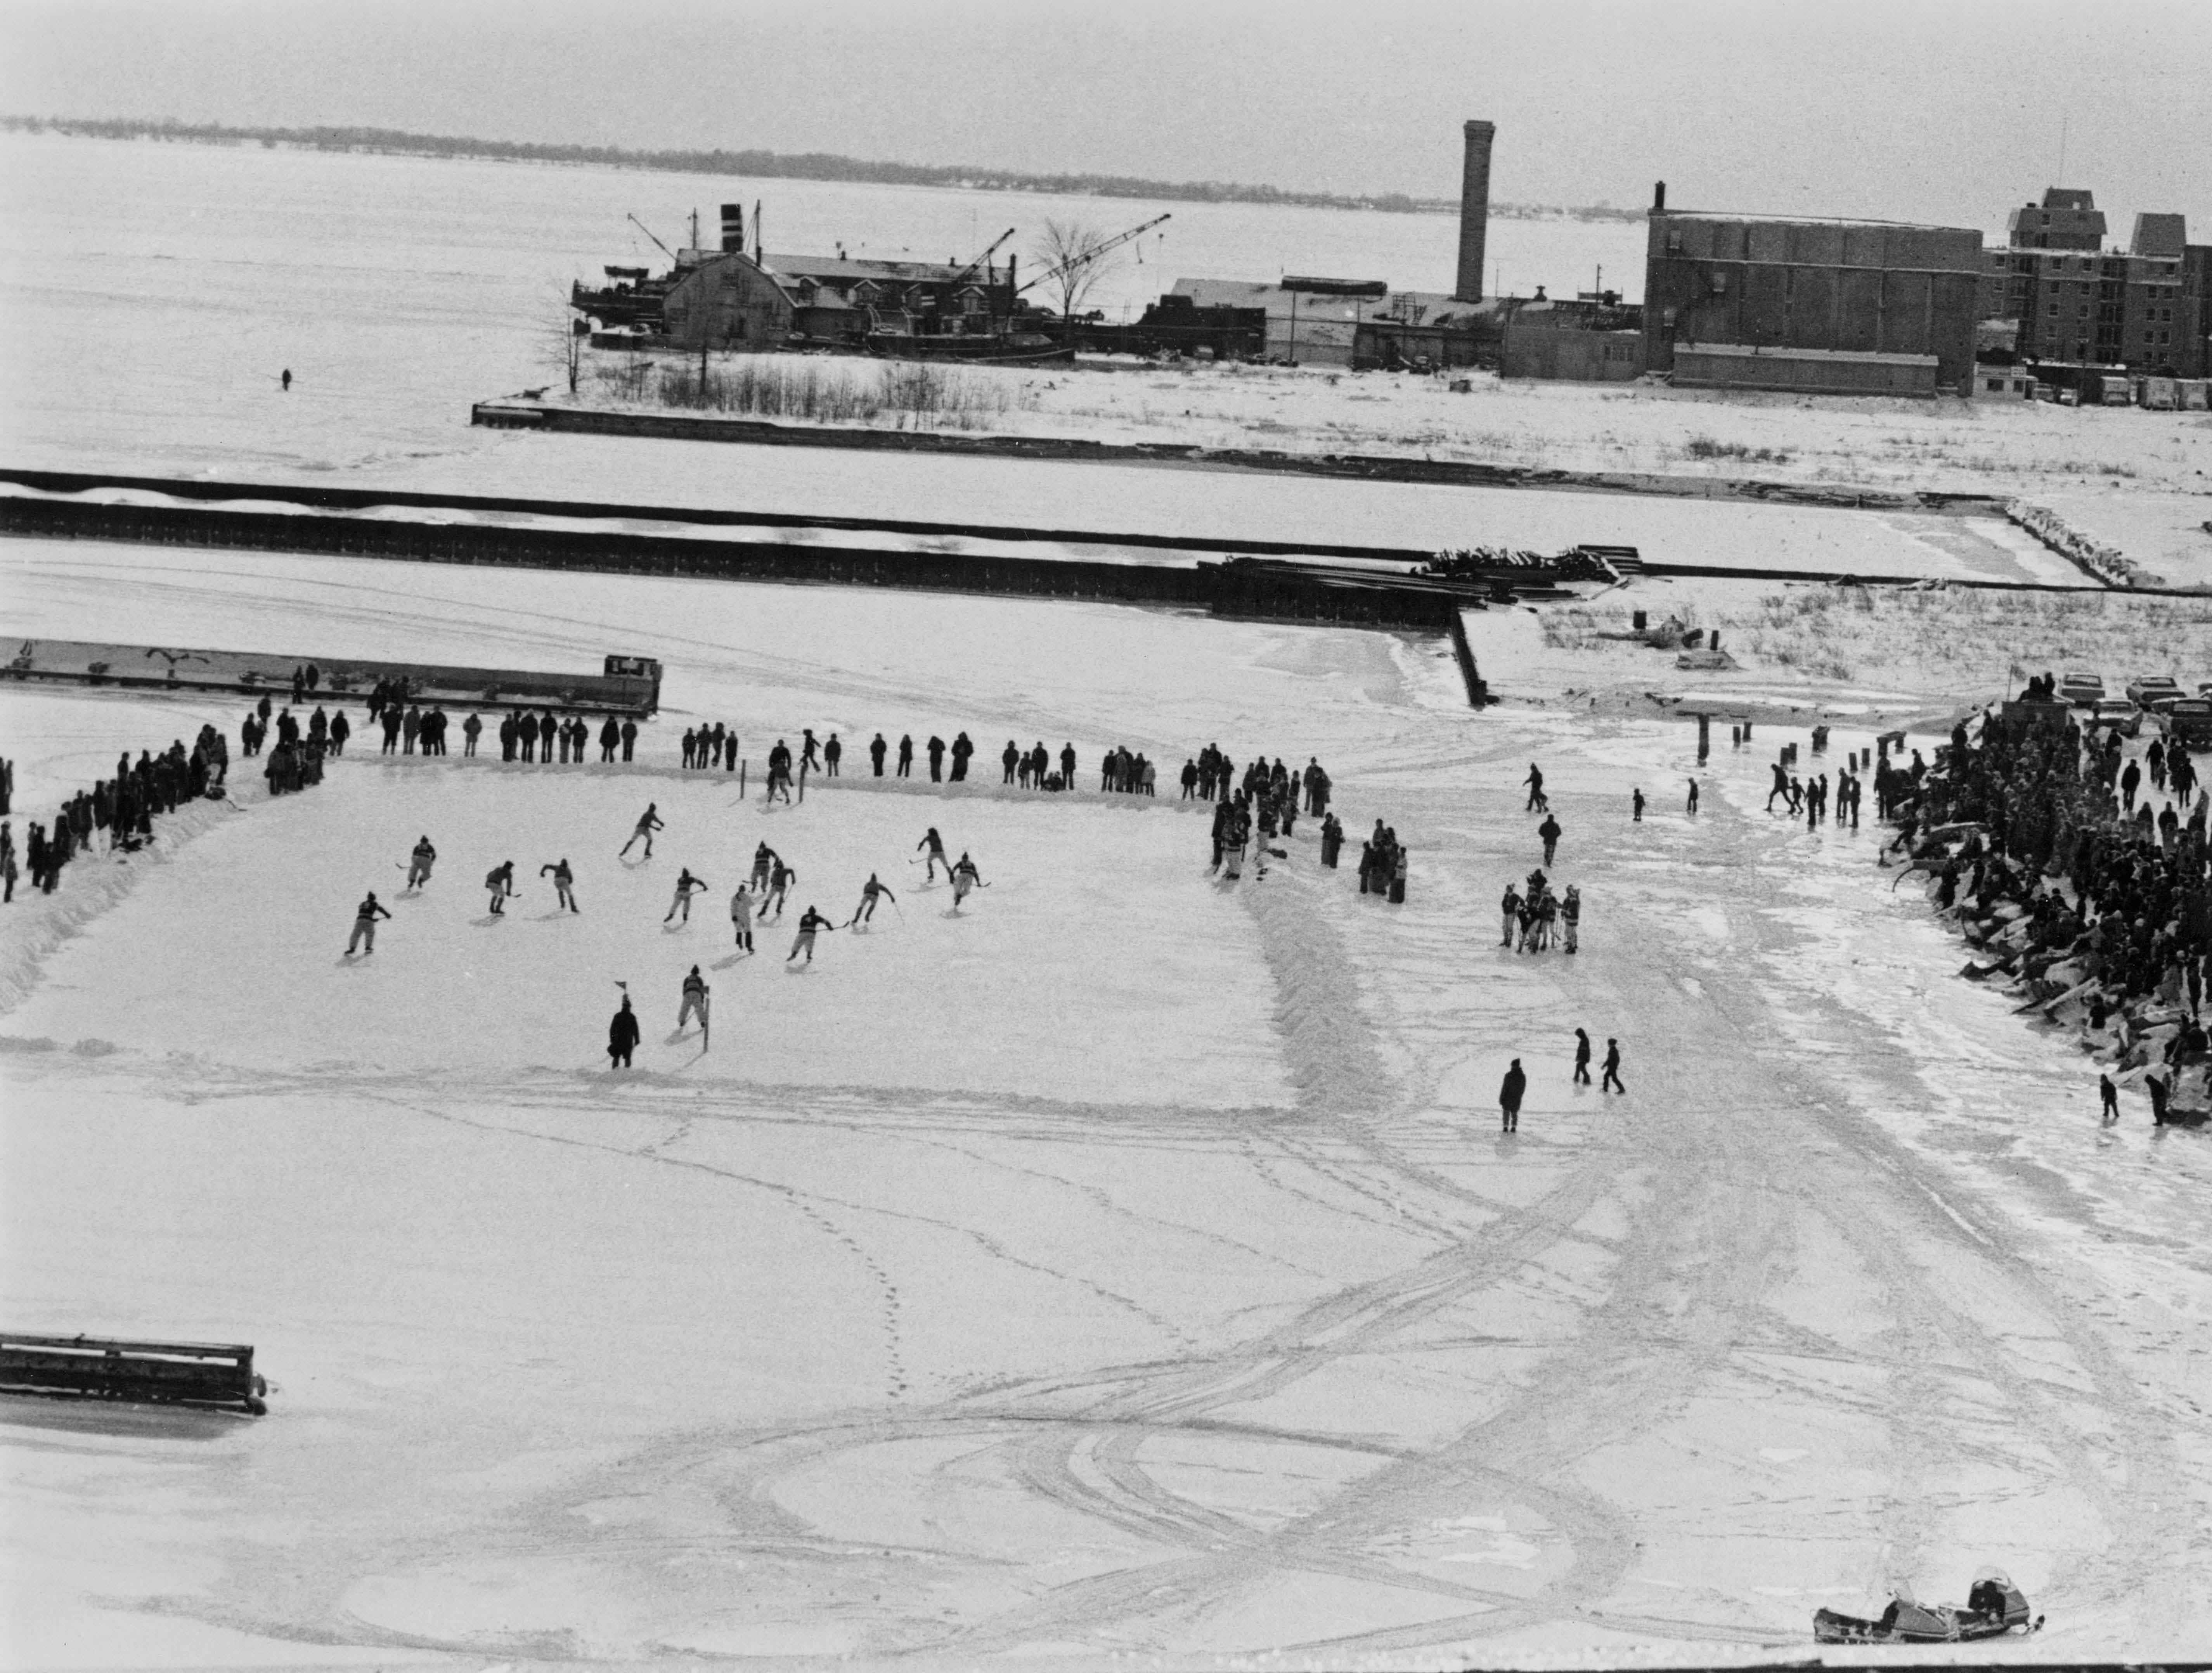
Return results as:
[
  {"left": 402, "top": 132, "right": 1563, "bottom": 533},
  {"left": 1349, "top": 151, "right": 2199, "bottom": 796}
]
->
[{"left": 1, "top": 1332, "right": 268, "bottom": 1415}]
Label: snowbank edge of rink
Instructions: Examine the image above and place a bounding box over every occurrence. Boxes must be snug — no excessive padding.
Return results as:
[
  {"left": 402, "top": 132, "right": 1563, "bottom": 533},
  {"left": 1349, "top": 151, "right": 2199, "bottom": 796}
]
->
[
  {"left": 0, "top": 794, "right": 245, "bottom": 1024},
  {"left": 1244, "top": 863, "right": 1391, "bottom": 1115}
]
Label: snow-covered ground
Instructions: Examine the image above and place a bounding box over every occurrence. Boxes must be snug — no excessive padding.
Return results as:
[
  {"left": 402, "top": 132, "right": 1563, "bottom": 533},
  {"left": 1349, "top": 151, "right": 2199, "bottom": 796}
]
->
[{"left": 5, "top": 547, "right": 2209, "bottom": 1666}]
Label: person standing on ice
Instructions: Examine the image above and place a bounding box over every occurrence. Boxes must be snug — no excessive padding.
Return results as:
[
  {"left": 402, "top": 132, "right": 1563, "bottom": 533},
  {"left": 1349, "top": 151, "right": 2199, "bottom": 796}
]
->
[
  {"left": 1573, "top": 1028, "right": 1593, "bottom": 1085},
  {"left": 1686, "top": 777, "right": 1700, "bottom": 815},
  {"left": 677, "top": 966, "right": 710, "bottom": 1047},
  {"left": 927, "top": 735, "right": 946, "bottom": 782},
  {"left": 540, "top": 858, "right": 579, "bottom": 913},
  {"left": 824, "top": 733, "right": 842, "bottom": 777},
  {"left": 485, "top": 860, "right": 516, "bottom": 915},
  {"left": 917, "top": 827, "right": 949, "bottom": 881},
  {"left": 1524, "top": 764, "right": 1547, "bottom": 812},
  {"left": 950, "top": 852, "right": 984, "bottom": 910},
  {"left": 1002, "top": 740, "right": 1020, "bottom": 784},
  {"left": 461, "top": 712, "right": 482, "bottom": 757},
  {"left": 870, "top": 732, "right": 888, "bottom": 776},
  {"left": 1500, "top": 883, "right": 1522, "bottom": 947},
  {"left": 345, "top": 891, "right": 391, "bottom": 956},
  {"left": 897, "top": 734, "right": 914, "bottom": 778},
  {"left": 1601, "top": 1038, "right": 1626, "bottom": 1094},
  {"left": 1538, "top": 813, "right": 1562, "bottom": 868},
  {"left": 846, "top": 874, "right": 895, "bottom": 927},
  {"left": 620, "top": 803, "right": 662, "bottom": 858},
  {"left": 2099, "top": 1072, "right": 2119, "bottom": 1123},
  {"left": 787, "top": 905, "right": 835, "bottom": 964},
  {"left": 607, "top": 995, "right": 640, "bottom": 1068},
  {"left": 404, "top": 835, "right": 438, "bottom": 892},
  {"left": 619, "top": 718, "right": 637, "bottom": 762},
  {"left": 729, "top": 884, "right": 755, "bottom": 952},
  {"left": 765, "top": 856, "right": 797, "bottom": 919},
  {"left": 1561, "top": 885, "right": 1581, "bottom": 953},
  {"left": 1631, "top": 787, "right": 1645, "bottom": 823},
  {"left": 663, "top": 868, "right": 708, "bottom": 924},
  {"left": 1499, "top": 1059, "right": 1526, "bottom": 1133}
]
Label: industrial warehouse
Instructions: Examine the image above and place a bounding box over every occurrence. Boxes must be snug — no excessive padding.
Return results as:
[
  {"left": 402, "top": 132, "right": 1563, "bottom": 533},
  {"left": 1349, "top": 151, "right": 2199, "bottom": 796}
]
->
[{"left": 566, "top": 116, "right": 2210, "bottom": 404}]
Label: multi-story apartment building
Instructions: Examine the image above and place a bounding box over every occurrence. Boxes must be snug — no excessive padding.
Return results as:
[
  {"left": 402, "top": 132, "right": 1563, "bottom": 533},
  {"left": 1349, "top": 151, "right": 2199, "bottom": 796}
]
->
[{"left": 1980, "top": 189, "right": 2205, "bottom": 376}]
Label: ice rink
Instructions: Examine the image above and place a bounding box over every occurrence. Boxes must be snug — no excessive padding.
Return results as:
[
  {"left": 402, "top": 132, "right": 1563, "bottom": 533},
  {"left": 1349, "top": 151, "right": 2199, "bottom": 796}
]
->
[{"left": 3, "top": 545, "right": 2208, "bottom": 1666}]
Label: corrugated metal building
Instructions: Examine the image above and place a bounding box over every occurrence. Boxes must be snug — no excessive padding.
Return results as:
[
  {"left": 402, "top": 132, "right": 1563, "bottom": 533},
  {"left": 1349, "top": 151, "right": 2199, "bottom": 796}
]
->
[
  {"left": 1171, "top": 279, "right": 1486, "bottom": 366},
  {"left": 1644, "top": 209, "right": 1982, "bottom": 395}
]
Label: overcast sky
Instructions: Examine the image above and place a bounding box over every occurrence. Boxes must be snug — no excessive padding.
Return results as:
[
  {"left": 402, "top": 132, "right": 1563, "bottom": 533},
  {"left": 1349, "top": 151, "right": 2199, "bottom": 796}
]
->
[{"left": 4, "top": 0, "right": 2207, "bottom": 234}]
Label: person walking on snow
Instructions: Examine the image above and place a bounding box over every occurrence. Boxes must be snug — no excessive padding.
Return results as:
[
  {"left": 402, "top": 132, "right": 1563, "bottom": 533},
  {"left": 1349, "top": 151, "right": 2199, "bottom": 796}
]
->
[
  {"left": 847, "top": 874, "right": 896, "bottom": 927},
  {"left": 1538, "top": 813, "right": 1562, "bottom": 867},
  {"left": 1686, "top": 778, "right": 1700, "bottom": 816},
  {"left": 729, "top": 884, "right": 755, "bottom": 952},
  {"left": 663, "top": 867, "right": 708, "bottom": 924},
  {"left": 2099, "top": 1072, "right": 2120, "bottom": 1123},
  {"left": 1601, "top": 1038, "right": 1626, "bottom": 1094},
  {"left": 788, "top": 905, "right": 835, "bottom": 963},
  {"left": 484, "top": 860, "right": 515, "bottom": 915},
  {"left": 540, "top": 858, "right": 579, "bottom": 913},
  {"left": 405, "top": 835, "right": 437, "bottom": 891},
  {"left": 620, "top": 803, "right": 662, "bottom": 858},
  {"left": 917, "top": 827, "right": 949, "bottom": 881},
  {"left": 1500, "top": 884, "right": 1522, "bottom": 947},
  {"left": 1524, "top": 763, "right": 1548, "bottom": 812},
  {"left": 1561, "top": 884, "right": 1581, "bottom": 954},
  {"left": 677, "top": 965, "right": 710, "bottom": 1047},
  {"left": 951, "top": 852, "right": 983, "bottom": 910},
  {"left": 607, "top": 995, "right": 640, "bottom": 1068},
  {"left": 345, "top": 891, "right": 391, "bottom": 955},
  {"left": 1573, "top": 1028, "right": 1593, "bottom": 1085},
  {"left": 1499, "top": 1059, "right": 1526, "bottom": 1133}
]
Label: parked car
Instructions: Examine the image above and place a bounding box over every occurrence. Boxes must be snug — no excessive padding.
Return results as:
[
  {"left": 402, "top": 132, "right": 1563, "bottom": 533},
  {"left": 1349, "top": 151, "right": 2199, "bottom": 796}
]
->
[
  {"left": 2126, "top": 675, "right": 2186, "bottom": 712},
  {"left": 2170, "top": 699, "right": 2212, "bottom": 750},
  {"left": 2090, "top": 698, "right": 2141, "bottom": 736},
  {"left": 2058, "top": 670, "right": 2105, "bottom": 706}
]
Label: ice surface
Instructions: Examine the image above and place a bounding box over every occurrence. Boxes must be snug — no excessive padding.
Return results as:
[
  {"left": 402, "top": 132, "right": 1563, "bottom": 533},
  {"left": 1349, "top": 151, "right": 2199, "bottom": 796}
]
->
[{"left": 5, "top": 544, "right": 2209, "bottom": 1664}]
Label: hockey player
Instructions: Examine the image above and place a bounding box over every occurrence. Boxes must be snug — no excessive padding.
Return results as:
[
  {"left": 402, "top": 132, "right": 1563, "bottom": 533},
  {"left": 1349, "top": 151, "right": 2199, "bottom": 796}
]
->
[
  {"left": 485, "top": 860, "right": 516, "bottom": 915},
  {"left": 404, "top": 835, "right": 437, "bottom": 891},
  {"left": 663, "top": 867, "right": 708, "bottom": 924},
  {"left": 846, "top": 873, "right": 896, "bottom": 927},
  {"left": 729, "top": 884, "right": 755, "bottom": 952},
  {"left": 539, "top": 858, "right": 579, "bottom": 913},
  {"left": 345, "top": 891, "right": 391, "bottom": 955},
  {"left": 787, "top": 905, "right": 835, "bottom": 963},
  {"left": 950, "top": 851, "right": 983, "bottom": 909},
  {"left": 619, "top": 802, "right": 663, "bottom": 858},
  {"left": 607, "top": 995, "right": 640, "bottom": 1068},
  {"left": 750, "top": 842, "right": 777, "bottom": 892},
  {"left": 677, "top": 965, "right": 710, "bottom": 1047},
  {"left": 764, "top": 856, "right": 796, "bottom": 919},
  {"left": 916, "top": 826, "right": 949, "bottom": 881}
]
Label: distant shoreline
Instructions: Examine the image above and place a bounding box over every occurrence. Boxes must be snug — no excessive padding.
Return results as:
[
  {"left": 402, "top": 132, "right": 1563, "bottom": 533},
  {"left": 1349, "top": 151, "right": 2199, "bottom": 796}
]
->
[{"left": 0, "top": 114, "right": 1649, "bottom": 225}]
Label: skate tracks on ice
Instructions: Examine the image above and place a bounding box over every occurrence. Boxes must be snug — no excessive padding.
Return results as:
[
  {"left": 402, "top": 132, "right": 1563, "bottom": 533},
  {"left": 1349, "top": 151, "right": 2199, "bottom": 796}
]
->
[{"left": 3, "top": 738, "right": 2209, "bottom": 1662}]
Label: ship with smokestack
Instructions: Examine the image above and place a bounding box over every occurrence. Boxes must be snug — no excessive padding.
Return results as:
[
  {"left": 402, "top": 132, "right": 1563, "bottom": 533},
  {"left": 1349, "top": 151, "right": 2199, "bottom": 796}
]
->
[{"left": 572, "top": 200, "right": 1268, "bottom": 365}]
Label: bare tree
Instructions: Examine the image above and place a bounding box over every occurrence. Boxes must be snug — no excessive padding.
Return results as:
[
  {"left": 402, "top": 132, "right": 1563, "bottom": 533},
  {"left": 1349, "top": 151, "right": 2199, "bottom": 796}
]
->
[
  {"left": 544, "top": 287, "right": 587, "bottom": 396},
  {"left": 1033, "top": 219, "right": 1118, "bottom": 323}
]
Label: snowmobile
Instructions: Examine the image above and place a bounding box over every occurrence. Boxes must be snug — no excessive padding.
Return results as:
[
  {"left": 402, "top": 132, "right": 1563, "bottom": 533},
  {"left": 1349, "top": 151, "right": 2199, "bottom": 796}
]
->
[{"left": 1814, "top": 1571, "right": 2040, "bottom": 1644}]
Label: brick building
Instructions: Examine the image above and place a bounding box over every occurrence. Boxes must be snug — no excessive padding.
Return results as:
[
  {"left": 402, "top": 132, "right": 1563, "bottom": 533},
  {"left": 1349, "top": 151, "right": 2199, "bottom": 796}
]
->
[
  {"left": 1643, "top": 200, "right": 1983, "bottom": 395},
  {"left": 1977, "top": 189, "right": 2204, "bottom": 376}
]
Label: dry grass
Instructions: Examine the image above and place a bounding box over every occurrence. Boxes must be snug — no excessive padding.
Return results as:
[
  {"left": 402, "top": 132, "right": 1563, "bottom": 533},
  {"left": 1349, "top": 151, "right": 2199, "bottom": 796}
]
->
[
  {"left": 592, "top": 352, "right": 1038, "bottom": 429},
  {"left": 1540, "top": 585, "right": 2212, "bottom": 691}
]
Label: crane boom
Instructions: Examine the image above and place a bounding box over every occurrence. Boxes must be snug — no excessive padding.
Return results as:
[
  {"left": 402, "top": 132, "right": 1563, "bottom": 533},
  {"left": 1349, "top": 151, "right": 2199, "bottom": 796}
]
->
[
  {"left": 626, "top": 214, "right": 678, "bottom": 264},
  {"left": 1019, "top": 213, "right": 1172, "bottom": 295},
  {"left": 948, "top": 227, "right": 1017, "bottom": 292}
]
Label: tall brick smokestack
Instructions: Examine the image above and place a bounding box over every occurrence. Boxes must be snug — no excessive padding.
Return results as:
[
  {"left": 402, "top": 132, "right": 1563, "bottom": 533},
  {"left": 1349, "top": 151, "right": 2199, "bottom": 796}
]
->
[{"left": 1455, "top": 120, "right": 1496, "bottom": 302}]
